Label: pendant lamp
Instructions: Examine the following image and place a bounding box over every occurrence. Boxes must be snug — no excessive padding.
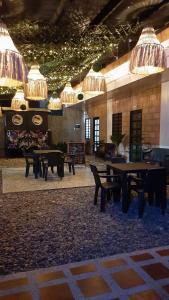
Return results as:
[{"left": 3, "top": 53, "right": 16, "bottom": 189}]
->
[
  {"left": 82, "top": 69, "right": 106, "bottom": 94},
  {"left": 25, "top": 65, "right": 48, "bottom": 100},
  {"left": 48, "top": 97, "right": 62, "bottom": 110},
  {"left": 11, "top": 89, "right": 29, "bottom": 111},
  {"left": 60, "top": 83, "right": 77, "bottom": 105},
  {"left": 0, "top": 22, "right": 27, "bottom": 87},
  {"left": 129, "top": 27, "right": 166, "bottom": 75}
]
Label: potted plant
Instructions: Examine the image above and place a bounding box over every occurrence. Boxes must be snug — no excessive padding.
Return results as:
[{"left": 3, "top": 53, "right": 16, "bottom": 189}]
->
[{"left": 110, "top": 134, "right": 125, "bottom": 156}]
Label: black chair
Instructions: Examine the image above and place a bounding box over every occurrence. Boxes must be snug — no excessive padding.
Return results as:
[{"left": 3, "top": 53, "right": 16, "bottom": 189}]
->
[
  {"left": 42, "top": 152, "right": 64, "bottom": 181},
  {"left": 128, "top": 168, "right": 166, "bottom": 218},
  {"left": 90, "top": 164, "right": 121, "bottom": 212},
  {"left": 163, "top": 155, "right": 169, "bottom": 184},
  {"left": 64, "top": 154, "right": 75, "bottom": 175},
  {"left": 23, "top": 151, "right": 40, "bottom": 179}
]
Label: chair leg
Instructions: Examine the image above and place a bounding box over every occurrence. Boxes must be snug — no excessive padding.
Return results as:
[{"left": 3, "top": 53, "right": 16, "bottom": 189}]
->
[
  {"left": 147, "top": 192, "right": 154, "bottom": 206},
  {"left": 138, "top": 191, "right": 145, "bottom": 218},
  {"left": 68, "top": 163, "right": 71, "bottom": 173},
  {"left": 160, "top": 189, "right": 167, "bottom": 215},
  {"left": 72, "top": 163, "right": 75, "bottom": 175},
  {"left": 113, "top": 188, "right": 121, "bottom": 202},
  {"left": 94, "top": 186, "right": 99, "bottom": 205},
  {"left": 100, "top": 188, "right": 106, "bottom": 212},
  {"left": 25, "top": 164, "right": 29, "bottom": 177},
  {"left": 45, "top": 167, "right": 48, "bottom": 181}
]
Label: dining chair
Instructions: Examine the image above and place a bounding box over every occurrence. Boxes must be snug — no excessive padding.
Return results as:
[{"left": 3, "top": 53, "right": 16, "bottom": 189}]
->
[
  {"left": 89, "top": 164, "right": 121, "bottom": 212},
  {"left": 42, "top": 152, "right": 65, "bottom": 181},
  {"left": 23, "top": 150, "right": 40, "bottom": 179},
  {"left": 128, "top": 168, "right": 166, "bottom": 218},
  {"left": 64, "top": 153, "right": 75, "bottom": 175}
]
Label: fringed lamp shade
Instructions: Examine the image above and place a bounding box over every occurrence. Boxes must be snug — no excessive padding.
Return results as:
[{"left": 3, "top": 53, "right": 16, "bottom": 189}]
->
[
  {"left": 0, "top": 23, "right": 27, "bottom": 87},
  {"left": 11, "top": 89, "right": 29, "bottom": 111},
  {"left": 129, "top": 27, "right": 166, "bottom": 75},
  {"left": 82, "top": 69, "right": 106, "bottom": 94},
  {"left": 48, "top": 97, "right": 62, "bottom": 110},
  {"left": 61, "top": 83, "right": 77, "bottom": 105},
  {"left": 25, "top": 65, "right": 48, "bottom": 100}
]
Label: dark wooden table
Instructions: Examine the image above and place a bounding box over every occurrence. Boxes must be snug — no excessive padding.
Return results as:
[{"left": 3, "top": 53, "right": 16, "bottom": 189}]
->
[
  {"left": 34, "top": 149, "right": 63, "bottom": 155},
  {"left": 107, "top": 162, "right": 163, "bottom": 213},
  {"left": 33, "top": 149, "right": 64, "bottom": 178}
]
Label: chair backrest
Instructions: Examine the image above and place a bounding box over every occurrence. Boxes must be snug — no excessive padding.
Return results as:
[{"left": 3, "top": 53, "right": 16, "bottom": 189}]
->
[
  {"left": 163, "top": 155, "right": 169, "bottom": 174},
  {"left": 111, "top": 156, "right": 126, "bottom": 163},
  {"left": 89, "top": 164, "right": 101, "bottom": 187},
  {"left": 144, "top": 168, "right": 166, "bottom": 192}
]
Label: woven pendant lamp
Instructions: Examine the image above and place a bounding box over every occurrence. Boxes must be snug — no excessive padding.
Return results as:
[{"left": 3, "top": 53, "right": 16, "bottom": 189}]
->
[
  {"left": 48, "top": 97, "right": 62, "bottom": 110},
  {"left": 0, "top": 22, "right": 27, "bottom": 87},
  {"left": 129, "top": 27, "right": 166, "bottom": 75},
  {"left": 11, "top": 89, "right": 29, "bottom": 111},
  {"left": 25, "top": 65, "right": 48, "bottom": 100},
  {"left": 82, "top": 69, "right": 106, "bottom": 94},
  {"left": 60, "top": 83, "right": 77, "bottom": 105}
]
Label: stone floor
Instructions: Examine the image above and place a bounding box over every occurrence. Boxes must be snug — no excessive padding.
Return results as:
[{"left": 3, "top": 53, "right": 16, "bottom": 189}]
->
[
  {"left": 1, "top": 157, "right": 169, "bottom": 299},
  {"left": 1, "top": 245, "right": 169, "bottom": 299}
]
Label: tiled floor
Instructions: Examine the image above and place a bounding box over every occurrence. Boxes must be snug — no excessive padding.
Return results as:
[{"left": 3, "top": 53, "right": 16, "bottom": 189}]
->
[{"left": 1, "top": 245, "right": 169, "bottom": 299}]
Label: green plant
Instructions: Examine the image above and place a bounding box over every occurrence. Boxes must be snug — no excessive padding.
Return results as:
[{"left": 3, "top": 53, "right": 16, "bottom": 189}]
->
[{"left": 110, "top": 134, "right": 125, "bottom": 146}]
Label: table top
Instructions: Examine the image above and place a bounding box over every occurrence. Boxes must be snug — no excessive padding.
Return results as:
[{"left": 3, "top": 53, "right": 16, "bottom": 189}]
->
[
  {"left": 34, "top": 149, "right": 63, "bottom": 155},
  {"left": 107, "top": 162, "right": 163, "bottom": 173}
]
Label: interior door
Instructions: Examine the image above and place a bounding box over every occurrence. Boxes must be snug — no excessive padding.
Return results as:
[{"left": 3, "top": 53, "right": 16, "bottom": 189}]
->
[
  {"left": 130, "top": 109, "right": 142, "bottom": 162},
  {"left": 93, "top": 117, "right": 100, "bottom": 152}
]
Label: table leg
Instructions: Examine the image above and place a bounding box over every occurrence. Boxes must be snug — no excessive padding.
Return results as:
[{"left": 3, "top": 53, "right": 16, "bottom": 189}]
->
[{"left": 121, "top": 173, "right": 129, "bottom": 213}]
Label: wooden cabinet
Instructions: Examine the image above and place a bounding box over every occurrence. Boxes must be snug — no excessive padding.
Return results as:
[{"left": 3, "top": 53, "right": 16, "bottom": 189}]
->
[{"left": 67, "top": 142, "right": 85, "bottom": 164}]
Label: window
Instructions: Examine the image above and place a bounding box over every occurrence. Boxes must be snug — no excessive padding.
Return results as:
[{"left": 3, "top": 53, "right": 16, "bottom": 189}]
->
[
  {"left": 112, "top": 113, "right": 122, "bottom": 136},
  {"left": 93, "top": 117, "right": 100, "bottom": 151},
  {"left": 85, "top": 118, "right": 90, "bottom": 139}
]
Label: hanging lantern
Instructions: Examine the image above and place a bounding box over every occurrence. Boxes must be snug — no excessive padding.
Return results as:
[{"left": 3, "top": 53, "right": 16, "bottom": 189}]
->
[
  {"left": 11, "top": 89, "right": 29, "bottom": 111},
  {"left": 0, "top": 22, "right": 27, "bottom": 87},
  {"left": 82, "top": 69, "right": 106, "bottom": 94},
  {"left": 25, "top": 65, "right": 48, "bottom": 100},
  {"left": 60, "top": 83, "right": 77, "bottom": 105},
  {"left": 48, "top": 97, "right": 62, "bottom": 110},
  {"left": 129, "top": 27, "right": 167, "bottom": 75}
]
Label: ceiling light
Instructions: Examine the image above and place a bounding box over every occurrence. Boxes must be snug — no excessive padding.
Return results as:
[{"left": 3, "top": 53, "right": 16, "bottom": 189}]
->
[
  {"left": 25, "top": 65, "right": 48, "bottom": 100},
  {"left": 0, "top": 22, "right": 27, "bottom": 87},
  {"left": 48, "top": 97, "right": 62, "bottom": 110},
  {"left": 82, "top": 69, "right": 106, "bottom": 94},
  {"left": 129, "top": 27, "right": 166, "bottom": 75},
  {"left": 11, "top": 89, "right": 29, "bottom": 111},
  {"left": 60, "top": 83, "right": 77, "bottom": 105}
]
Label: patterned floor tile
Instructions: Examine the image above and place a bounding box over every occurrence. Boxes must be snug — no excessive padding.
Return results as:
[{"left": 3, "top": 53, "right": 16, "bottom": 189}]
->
[
  {"left": 77, "top": 275, "right": 111, "bottom": 297},
  {"left": 0, "top": 292, "right": 32, "bottom": 300},
  {"left": 142, "top": 263, "right": 169, "bottom": 280},
  {"left": 156, "top": 248, "right": 169, "bottom": 256},
  {"left": 130, "top": 253, "right": 154, "bottom": 262},
  {"left": 101, "top": 258, "right": 127, "bottom": 268},
  {"left": 37, "top": 271, "right": 65, "bottom": 283},
  {"left": 70, "top": 263, "right": 96, "bottom": 275},
  {"left": 129, "top": 289, "right": 162, "bottom": 300},
  {"left": 40, "top": 283, "right": 74, "bottom": 300},
  {"left": 0, "top": 278, "right": 28, "bottom": 290},
  {"left": 112, "top": 268, "right": 145, "bottom": 289},
  {"left": 162, "top": 284, "right": 169, "bottom": 294}
]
